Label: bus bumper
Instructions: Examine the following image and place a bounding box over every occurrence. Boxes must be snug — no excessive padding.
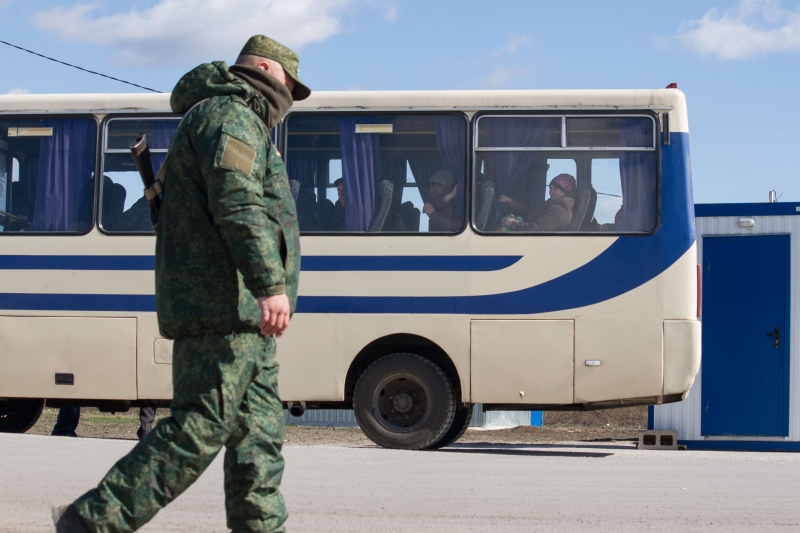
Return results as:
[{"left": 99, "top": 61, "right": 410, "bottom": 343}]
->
[{"left": 663, "top": 320, "right": 701, "bottom": 397}]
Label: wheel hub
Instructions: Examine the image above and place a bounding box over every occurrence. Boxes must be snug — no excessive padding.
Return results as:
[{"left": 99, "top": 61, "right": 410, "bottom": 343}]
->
[
  {"left": 392, "top": 392, "right": 414, "bottom": 413},
  {"left": 373, "top": 375, "right": 430, "bottom": 430}
]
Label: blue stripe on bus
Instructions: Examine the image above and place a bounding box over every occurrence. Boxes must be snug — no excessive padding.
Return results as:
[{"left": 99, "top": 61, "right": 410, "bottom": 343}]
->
[
  {"left": 0, "top": 134, "right": 695, "bottom": 315},
  {"left": 295, "top": 132, "right": 696, "bottom": 314},
  {"left": 301, "top": 255, "right": 521, "bottom": 271},
  {"left": 0, "top": 255, "right": 156, "bottom": 270},
  {"left": 0, "top": 293, "right": 156, "bottom": 312},
  {"left": 0, "top": 255, "right": 520, "bottom": 272}
]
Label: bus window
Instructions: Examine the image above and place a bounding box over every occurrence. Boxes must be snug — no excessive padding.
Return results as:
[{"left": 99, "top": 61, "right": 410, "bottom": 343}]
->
[
  {"left": 474, "top": 115, "right": 657, "bottom": 234},
  {"left": 285, "top": 113, "right": 468, "bottom": 233},
  {"left": 0, "top": 143, "right": 6, "bottom": 232},
  {"left": 0, "top": 118, "right": 97, "bottom": 233},
  {"left": 101, "top": 118, "right": 180, "bottom": 233}
]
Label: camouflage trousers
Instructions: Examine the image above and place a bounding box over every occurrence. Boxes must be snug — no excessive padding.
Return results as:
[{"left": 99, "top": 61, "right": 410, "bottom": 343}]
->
[{"left": 73, "top": 331, "right": 287, "bottom": 533}]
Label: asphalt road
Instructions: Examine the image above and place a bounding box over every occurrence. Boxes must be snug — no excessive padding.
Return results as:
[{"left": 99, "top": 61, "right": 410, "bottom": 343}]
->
[{"left": 2, "top": 433, "right": 799, "bottom": 532}]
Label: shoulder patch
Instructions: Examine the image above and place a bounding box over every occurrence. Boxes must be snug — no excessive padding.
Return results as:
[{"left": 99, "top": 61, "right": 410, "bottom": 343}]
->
[{"left": 218, "top": 134, "right": 256, "bottom": 177}]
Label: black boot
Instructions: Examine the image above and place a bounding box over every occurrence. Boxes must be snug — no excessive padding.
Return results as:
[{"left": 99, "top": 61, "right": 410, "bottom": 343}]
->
[{"left": 52, "top": 504, "right": 92, "bottom": 533}]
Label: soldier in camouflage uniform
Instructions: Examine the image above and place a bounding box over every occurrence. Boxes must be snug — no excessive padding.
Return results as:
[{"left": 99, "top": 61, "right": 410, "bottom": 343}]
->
[{"left": 52, "top": 35, "right": 310, "bottom": 533}]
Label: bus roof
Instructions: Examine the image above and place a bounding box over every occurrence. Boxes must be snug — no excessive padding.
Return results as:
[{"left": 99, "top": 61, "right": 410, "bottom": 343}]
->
[{"left": 0, "top": 89, "right": 689, "bottom": 132}]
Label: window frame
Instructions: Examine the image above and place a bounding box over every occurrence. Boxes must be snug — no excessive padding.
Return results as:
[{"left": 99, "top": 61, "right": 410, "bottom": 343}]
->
[
  {"left": 470, "top": 110, "right": 662, "bottom": 237},
  {"left": 281, "top": 109, "right": 471, "bottom": 236},
  {"left": 0, "top": 113, "right": 100, "bottom": 237},
  {"left": 98, "top": 113, "right": 181, "bottom": 236}
]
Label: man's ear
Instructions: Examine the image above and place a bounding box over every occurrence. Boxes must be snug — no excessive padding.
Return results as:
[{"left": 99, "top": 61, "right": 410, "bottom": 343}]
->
[{"left": 256, "top": 61, "right": 272, "bottom": 74}]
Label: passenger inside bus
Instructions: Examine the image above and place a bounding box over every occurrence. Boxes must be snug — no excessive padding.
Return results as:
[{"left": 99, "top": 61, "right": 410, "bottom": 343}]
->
[
  {"left": 474, "top": 116, "right": 658, "bottom": 234},
  {"left": 331, "top": 177, "right": 345, "bottom": 231},
  {"left": 100, "top": 118, "right": 178, "bottom": 233},
  {"left": 599, "top": 208, "right": 624, "bottom": 231},
  {"left": 285, "top": 114, "right": 466, "bottom": 233},
  {"left": 422, "top": 170, "right": 460, "bottom": 232},
  {"left": 0, "top": 118, "right": 96, "bottom": 233},
  {"left": 498, "top": 173, "right": 577, "bottom": 232}
]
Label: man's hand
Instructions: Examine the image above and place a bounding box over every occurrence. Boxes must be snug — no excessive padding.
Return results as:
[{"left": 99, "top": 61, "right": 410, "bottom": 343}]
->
[
  {"left": 500, "top": 215, "right": 521, "bottom": 229},
  {"left": 443, "top": 184, "right": 458, "bottom": 203},
  {"left": 258, "top": 294, "right": 291, "bottom": 337},
  {"left": 422, "top": 203, "right": 436, "bottom": 216},
  {"left": 498, "top": 195, "right": 512, "bottom": 204}
]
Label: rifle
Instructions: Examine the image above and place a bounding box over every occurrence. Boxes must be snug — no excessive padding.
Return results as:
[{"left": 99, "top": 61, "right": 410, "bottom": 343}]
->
[{"left": 129, "top": 134, "right": 163, "bottom": 229}]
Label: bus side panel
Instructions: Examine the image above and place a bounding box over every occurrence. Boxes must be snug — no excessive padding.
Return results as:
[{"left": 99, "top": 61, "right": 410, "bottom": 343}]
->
[
  {"left": 471, "top": 319, "right": 574, "bottom": 404},
  {"left": 275, "top": 314, "right": 342, "bottom": 401},
  {"left": 0, "top": 316, "right": 137, "bottom": 400},
  {"left": 574, "top": 243, "right": 698, "bottom": 403},
  {"left": 276, "top": 314, "right": 471, "bottom": 403},
  {"left": 574, "top": 278, "right": 665, "bottom": 403},
  {"left": 136, "top": 313, "right": 174, "bottom": 400}
]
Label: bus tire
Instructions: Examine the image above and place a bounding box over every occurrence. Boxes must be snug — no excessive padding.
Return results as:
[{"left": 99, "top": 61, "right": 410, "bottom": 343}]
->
[
  {"left": 0, "top": 398, "right": 45, "bottom": 433},
  {"left": 427, "top": 404, "right": 473, "bottom": 450},
  {"left": 353, "top": 353, "right": 456, "bottom": 450}
]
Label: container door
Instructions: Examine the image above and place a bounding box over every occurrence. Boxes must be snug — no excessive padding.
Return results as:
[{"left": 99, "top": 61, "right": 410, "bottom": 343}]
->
[{"left": 701, "top": 235, "right": 790, "bottom": 437}]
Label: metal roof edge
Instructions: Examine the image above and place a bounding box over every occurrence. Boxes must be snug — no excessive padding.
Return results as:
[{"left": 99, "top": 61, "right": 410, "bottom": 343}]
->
[{"left": 695, "top": 203, "right": 800, "bottom": 217}]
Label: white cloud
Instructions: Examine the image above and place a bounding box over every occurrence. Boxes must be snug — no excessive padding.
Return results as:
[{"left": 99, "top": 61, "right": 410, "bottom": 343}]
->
[
  {"left": 485, "top": 66, "right": 528, "bottom": 89},
  {"left": 0, "top": 0, "right": 15, "bottom": 8},
  {"left": 501, "top": 34, "right": 532, "bottom": 55},
  {"left": 6, "top": 88, "right": 30, "bottom": 94},
  {"left": 31, "top": 0, "right": 362, "bottom": 67},
  {"left": 383, "top": 2, "right": 398, "bottom": 22},
  {"left": 481, "top": 33, "right": 533, "bottom": 65},
  {"left": 479, "top": 34, "right": 533, "bottom": 88},
  {"left": 676, "top": 0, "right": 800, "bottom": 60}
]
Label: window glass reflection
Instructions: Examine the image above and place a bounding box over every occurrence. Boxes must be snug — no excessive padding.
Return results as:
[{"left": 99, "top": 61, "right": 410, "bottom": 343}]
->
[{"left": 285, "top": 114, "right": 467, "bottom": 233}]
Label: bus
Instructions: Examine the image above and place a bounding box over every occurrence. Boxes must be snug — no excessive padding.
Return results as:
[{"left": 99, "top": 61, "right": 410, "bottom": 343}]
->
[{"left": 0, "top": 88, "right": 701, "bottom": 450}]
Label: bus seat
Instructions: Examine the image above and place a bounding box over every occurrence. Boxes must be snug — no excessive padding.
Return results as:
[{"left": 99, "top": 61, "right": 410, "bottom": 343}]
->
[
  {"left": 563, "top": 186, "right": 596, "bottom": 232},
  {"left": 295, "top": 186, "right": 318, "bottom": 231},
  {"left": 289, "top": 180, "right": 301, "bottom": 201},
  {"left": 475, "top": 179, "right": 495, "bottom": 231},
  {"left": 316, "top": 198, "right": 335, "bottom": 231},
  {"left": 396, "top": 201, "right": 420, "bottom": 232},
  {"left": 369, "top": 179, "right": 395, "bottom": 231},
  {"left": 102, "top": 178, "right": 127, "bottom": 229},
  {"left": 579, "top": 188, "right": 598, "bottom": 231}
]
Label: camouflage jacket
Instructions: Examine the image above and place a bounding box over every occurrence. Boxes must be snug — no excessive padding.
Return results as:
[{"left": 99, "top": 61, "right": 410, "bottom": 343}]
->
[{"left": 155, "top": 62, "right": 300, "bottom": 339}]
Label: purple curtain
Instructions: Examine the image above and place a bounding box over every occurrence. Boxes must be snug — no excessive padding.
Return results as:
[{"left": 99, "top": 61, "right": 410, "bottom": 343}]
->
[
  {"left": 340, "top": 116, "right": 380, "bottom": 231},
  {"left": 286, "top": 158, "right": 317, "bottom": 187},
  {"left": 149, "top": 120, "right": 178, "bottom": 175},
  {"left": 618, "top": 121, "right": 657, "bottom": 231},
  {"left": 31, "top": 119, "right": 96, "bottom": 232},
  {"left": 434, "top": 116, "right": 466, "bottom": 215},
  {"left": 379, "top": 158, "right": 407, "bottom": 186},
  {"left": 408, "top": 158, "right": 449, "bottom": 204},
  {"left": 483, "top": 118, "right": 558, "bottom": 224}
]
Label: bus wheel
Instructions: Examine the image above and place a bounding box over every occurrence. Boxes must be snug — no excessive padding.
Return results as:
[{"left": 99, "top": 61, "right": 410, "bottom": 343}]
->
[
  {"left": 427, "top": 404, "right": 473, "bottom": 450},
  {"left": 353, "top": 353, "right": 456, "bottom": 450},
  {"left": 0, "top": 399, "right": 45, "bottom": 433}
]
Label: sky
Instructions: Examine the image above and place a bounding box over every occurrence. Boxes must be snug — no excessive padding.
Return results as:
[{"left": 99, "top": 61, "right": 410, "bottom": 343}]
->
[{"left": 1, "top": 0, "right": 799, "bottom": 204}]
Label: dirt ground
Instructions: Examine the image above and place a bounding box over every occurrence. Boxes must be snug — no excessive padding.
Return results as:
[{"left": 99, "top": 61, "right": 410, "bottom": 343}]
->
[{"left": 28, "top": 406, "right": 647, "bottom": 446}]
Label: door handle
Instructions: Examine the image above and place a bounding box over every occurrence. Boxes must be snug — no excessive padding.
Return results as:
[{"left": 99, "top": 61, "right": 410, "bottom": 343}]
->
[{"left": 766, "top": 326, "right": 780, "bottom": 348}]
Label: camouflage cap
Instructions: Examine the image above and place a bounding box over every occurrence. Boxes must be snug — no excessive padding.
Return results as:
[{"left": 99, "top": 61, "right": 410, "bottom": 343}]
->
[{"left": 240, "top": 35, "right": 311, "bottom": 101}]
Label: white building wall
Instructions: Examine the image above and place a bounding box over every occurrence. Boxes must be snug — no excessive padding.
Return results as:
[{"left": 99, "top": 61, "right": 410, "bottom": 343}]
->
[
  {"left": 285, "top": 405, "right": 531, "bottom": 429},
  {"left": 654, "top": 213, "right": 800, "bottom": 440}
]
